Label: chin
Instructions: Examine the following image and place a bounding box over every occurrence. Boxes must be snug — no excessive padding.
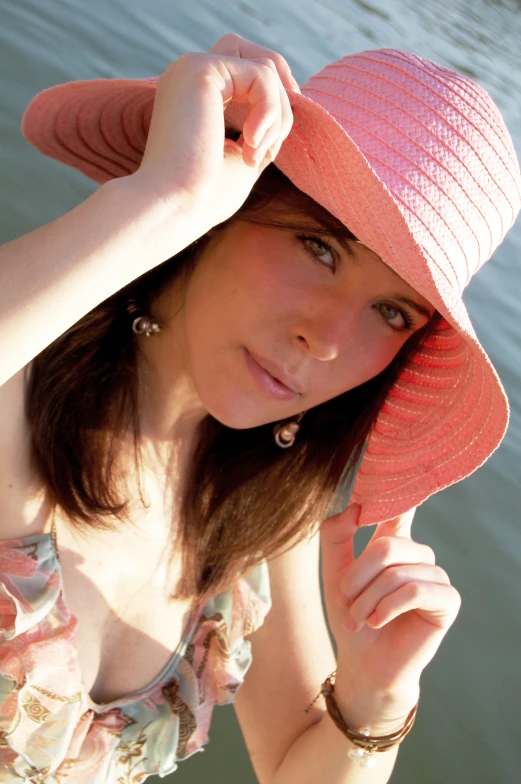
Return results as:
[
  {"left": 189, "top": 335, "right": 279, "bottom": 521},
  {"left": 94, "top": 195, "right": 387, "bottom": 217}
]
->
[
  {"left": 206, "top": 404, "right": 272, "bottom": 431},
  {"left": 197, "top": 389, "right": 278, "bottom": 431}
]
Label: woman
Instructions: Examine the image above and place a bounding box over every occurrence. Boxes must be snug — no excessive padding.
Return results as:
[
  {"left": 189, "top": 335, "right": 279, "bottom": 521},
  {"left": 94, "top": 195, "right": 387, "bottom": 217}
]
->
[{"left": 0, "top": 33, "right": 519, "bottom": 782}]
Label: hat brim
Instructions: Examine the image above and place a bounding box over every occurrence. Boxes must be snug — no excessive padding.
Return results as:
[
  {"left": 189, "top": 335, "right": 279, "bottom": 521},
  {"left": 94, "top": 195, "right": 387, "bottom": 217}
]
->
[
  {"left": 22, "top": 78, "right": 509, "bottom": 524},
  {"left": 22, "top": 79, "right": 157, "bottom": 183},
  {"left": 274, "top": 92, "right": 509, "bottom": 523}
]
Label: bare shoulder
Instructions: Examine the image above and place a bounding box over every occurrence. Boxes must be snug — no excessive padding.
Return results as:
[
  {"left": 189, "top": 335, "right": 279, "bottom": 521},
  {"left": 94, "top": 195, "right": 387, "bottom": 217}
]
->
[
  {"left": 0, "top": 366, "right": 46, "bottom": 540},
  {"left": 234, "top": 528, "right": 336, "bottom": 783}
]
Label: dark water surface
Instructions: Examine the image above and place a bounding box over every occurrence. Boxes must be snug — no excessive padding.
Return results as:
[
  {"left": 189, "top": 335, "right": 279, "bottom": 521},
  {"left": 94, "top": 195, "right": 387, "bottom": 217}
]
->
[{"left": 1, "top": 1, "right": 520, "bottom": 782}]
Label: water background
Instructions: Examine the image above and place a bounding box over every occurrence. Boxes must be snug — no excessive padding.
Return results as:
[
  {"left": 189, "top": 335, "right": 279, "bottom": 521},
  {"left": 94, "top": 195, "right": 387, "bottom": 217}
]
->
[{"left": 1, "top": 1, "right": 520, "bottom": 782}]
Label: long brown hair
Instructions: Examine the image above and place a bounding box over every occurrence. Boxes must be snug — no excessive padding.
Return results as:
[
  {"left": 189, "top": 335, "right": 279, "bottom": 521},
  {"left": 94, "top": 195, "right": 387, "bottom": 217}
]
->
[{"left": 26, "top": 165, "right": 432, "bottom": 602}]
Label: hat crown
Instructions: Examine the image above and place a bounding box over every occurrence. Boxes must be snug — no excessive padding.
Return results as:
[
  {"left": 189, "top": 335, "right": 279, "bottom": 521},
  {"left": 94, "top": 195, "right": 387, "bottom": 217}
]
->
[{"left": 302, "top": 49, "right": 521, "bottom": 293}]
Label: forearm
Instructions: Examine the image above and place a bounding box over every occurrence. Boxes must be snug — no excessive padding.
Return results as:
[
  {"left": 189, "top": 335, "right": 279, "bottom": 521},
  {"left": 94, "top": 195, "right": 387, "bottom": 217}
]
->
[
  {"left": 0, "top": 175, "right": 197, "bottom": 386},
  {"left": 273, "top": 709, "right": 399, "bottom": 784}
]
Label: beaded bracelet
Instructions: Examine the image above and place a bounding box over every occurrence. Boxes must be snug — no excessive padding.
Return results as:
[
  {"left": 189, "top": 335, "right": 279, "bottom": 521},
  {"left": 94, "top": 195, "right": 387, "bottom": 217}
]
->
[{"left": 306, "top": 671, "right": 418, "bottom": 769}]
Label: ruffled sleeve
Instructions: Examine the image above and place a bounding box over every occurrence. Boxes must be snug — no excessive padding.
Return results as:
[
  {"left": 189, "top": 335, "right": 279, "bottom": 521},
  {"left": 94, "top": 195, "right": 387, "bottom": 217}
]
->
[
  {"left": 0, "top": 536, "right": 65, "bottom": 640},
  {"left": 0, "top": 535, "right": 87, "bottom": 778}
]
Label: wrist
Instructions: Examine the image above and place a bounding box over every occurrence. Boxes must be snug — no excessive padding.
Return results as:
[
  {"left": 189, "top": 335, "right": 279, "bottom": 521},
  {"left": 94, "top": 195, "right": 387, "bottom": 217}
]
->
[
  {"left": 106, "top": 174, "right": 210, "bottom": 266},
  {"left": 332, "top": 672, "right": 419, "bottom": 735},
  {"left": 316, "top": 671, "right": 418, "bottom": 770}
]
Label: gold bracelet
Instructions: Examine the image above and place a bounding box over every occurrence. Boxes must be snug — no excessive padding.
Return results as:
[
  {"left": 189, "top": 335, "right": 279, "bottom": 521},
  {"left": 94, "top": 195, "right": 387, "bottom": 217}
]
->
[{"left": 308, "top": 671, "right": 418, "bottom": 769}]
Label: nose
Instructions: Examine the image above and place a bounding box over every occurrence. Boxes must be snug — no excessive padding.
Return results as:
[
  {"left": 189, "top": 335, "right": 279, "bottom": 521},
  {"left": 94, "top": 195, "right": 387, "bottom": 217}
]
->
[{"left": 292, "top": 301, "right": 356, "bottom": 362}]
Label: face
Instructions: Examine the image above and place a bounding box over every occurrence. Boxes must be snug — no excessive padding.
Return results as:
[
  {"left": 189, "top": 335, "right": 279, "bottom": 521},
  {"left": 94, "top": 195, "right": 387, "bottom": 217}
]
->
[{"left": 153, "top": 215, "right": 435, "bottom": 430}]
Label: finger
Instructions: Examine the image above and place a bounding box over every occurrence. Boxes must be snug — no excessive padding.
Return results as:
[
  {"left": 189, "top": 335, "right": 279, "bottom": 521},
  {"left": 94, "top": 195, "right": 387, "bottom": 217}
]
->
[
  {"left": 268, "top": 78, "right": 294, "bottom": 161},
  {"left": 204, "top": 56, "right": 284, "bottom": 167},
  {"left": 370, "top": 507, "right": 417, "bottom": 543},
  {"left": 210, "top": 33, "right": 301, "bottom": 92},
  {"left": 365, "top": 581, "right": 462, "bottom": 631},
  {"left": 251, "top": 84, "right": 292, "bottom": 163},
  {"left": 241, "top": 60, "right": 283, "bottom": 162},
  {"left": 151, "top": 54, "right": 282, "bottom": 183},
  {"left": 339, "top": 535, "right": 436, "bottom": 605},
  {"left": 205, "top": 54, "right": 291, "bottom": 167},
  {"left": 344, "top": 563, "right": 451, "bottom": 632},
  {"left": 320, "top": 504, "right": 360, "bottom": 601},
  {"left": 242, "top": 58, "right": 294, "bottom": 164}
]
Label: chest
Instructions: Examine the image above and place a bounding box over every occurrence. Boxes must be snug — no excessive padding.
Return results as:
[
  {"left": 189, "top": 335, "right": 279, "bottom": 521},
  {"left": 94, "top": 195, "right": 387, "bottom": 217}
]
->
[{"left": 55, "top": 520, "right": 196, "bottom": 706}]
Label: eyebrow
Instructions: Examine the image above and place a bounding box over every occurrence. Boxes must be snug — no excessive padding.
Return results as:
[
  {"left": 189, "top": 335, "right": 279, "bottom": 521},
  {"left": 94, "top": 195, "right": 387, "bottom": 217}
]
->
[
  {"left": 282, "top": 216, "right": 358, "bottom": 258},
  {"left": 393, "top": 295, "right": 433, "bottom": 320}
]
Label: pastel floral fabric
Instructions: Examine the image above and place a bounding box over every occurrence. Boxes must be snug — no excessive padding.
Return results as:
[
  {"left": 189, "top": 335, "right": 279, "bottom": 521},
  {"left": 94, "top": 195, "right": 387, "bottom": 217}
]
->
[{"left": 0, "top": 534, "right": 271, "bottom": 782}]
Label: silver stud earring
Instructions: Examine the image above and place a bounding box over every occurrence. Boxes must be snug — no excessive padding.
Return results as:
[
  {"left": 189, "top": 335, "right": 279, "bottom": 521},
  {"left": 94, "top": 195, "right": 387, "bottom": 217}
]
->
[{"left": 273, "top": 412, "right": 306, "bottom": 449}]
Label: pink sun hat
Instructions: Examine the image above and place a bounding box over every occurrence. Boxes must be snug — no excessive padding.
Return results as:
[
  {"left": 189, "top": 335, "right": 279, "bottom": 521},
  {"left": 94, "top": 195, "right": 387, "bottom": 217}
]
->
[{"left": 21, "top": 49, "right": 521, "bottom": 525}]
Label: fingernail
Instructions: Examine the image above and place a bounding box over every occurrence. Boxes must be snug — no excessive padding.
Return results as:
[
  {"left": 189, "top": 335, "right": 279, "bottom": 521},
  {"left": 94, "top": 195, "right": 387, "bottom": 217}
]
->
[
  {"left": 367, "top": 611, "right": 379, "bottom": 628},
  {"left": 250, "top": 123, "right": 269, "bottom": 149},
  {"left": 348, "top": 503, "right": 362, "bottom": 528},
  {"left": 343, "top": 615, "right": 357, "bottom": 632},
  {"left": 253, "top": 140, "right": 269, "bottom": 164}
]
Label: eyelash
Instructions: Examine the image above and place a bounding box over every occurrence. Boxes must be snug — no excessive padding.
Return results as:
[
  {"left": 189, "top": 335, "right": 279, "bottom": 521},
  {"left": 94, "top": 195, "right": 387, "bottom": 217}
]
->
[
  {"left": 378, "top": 304, "right": 415, "bottom": 333},
  {"left": 298, "top": 234, "right": 415, "bottom": 333},
  {"left": 298, "top": 234, "right": 338, "bottom": 272}
]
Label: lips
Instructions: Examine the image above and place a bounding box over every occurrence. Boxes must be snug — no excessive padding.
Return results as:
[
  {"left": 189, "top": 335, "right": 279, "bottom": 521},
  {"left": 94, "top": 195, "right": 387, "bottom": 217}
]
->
[
  {"left": 249, "top": 351, "right": 303, "bottom": 394},
  {"left": 244, "top": 349, "right": 303, "bottom": 401}
]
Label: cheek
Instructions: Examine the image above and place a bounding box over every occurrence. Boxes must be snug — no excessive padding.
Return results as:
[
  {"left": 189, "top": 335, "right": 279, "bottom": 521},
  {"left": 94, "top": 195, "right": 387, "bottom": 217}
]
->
[
  {"left": 182, "top": 266, "right": 239, "bottom": 375},
  {"left": 318, "top": 331, "right": 406, "bottom": 403},
  {"left": 177, "top": 258, "right": 278, "bottom": 426},
  {"left": 184, "top": 244, "right": 293, "bottom": 344},
  {"left": 354, "top": 312, "right": 410, "bottom": 377},
  {"left": 357, "top": 338, "right": 402, "bottom": 378}
]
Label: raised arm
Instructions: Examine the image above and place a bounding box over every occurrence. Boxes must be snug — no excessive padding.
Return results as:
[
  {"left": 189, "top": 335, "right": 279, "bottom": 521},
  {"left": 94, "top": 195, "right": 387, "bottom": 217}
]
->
[
  {"left": 236, "top": 504, "right": 460, "bottom": 783},
  {"left": 0, "top": 34, "right": 297, "bottom": 387},
  {"left": 0, "top": 180, "right": 188, "bottom": 387}
]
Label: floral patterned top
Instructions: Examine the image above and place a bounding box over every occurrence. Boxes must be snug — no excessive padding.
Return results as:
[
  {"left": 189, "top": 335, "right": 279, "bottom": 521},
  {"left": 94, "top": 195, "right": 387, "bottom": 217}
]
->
[{"left": 0, "top": 533, "right": 271, "bottom": 782}]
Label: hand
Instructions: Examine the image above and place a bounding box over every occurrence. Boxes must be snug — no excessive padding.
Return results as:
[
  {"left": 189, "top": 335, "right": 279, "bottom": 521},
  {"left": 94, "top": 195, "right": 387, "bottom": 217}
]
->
[
  {"left": 320, "top": 504, "right": 461, "bottom": 727},
  {"left": 128, "top": 33, "right": 299, "bottom": 234}
]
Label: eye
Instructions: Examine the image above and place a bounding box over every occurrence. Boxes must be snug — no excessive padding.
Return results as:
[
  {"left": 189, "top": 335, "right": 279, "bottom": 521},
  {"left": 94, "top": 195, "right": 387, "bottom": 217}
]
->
[
  {"left": 299, "top": 235, "right": 337, "bottom": 273},
  {"left": 376, "top": 303, "right": 414, "bottom": 332}
]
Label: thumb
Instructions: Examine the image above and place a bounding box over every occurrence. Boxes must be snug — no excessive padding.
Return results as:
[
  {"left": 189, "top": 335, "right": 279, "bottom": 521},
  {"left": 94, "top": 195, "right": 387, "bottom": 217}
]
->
[{"left": 320, "top": 504, "right": 361, "bottom": 597}]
